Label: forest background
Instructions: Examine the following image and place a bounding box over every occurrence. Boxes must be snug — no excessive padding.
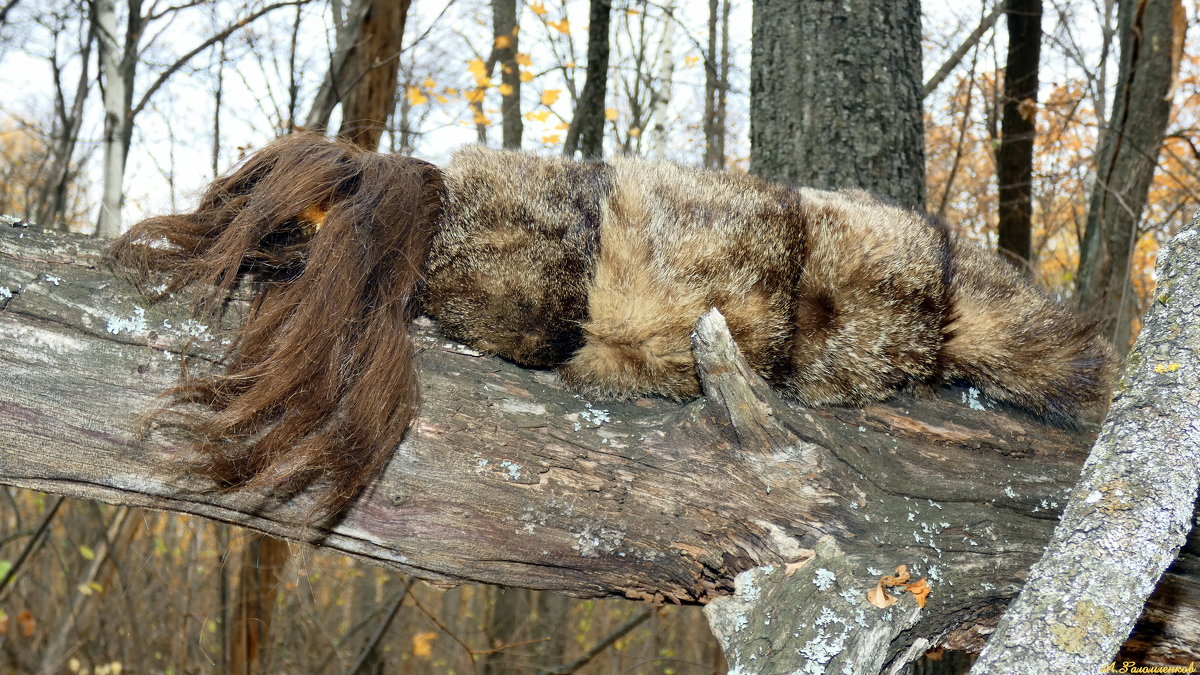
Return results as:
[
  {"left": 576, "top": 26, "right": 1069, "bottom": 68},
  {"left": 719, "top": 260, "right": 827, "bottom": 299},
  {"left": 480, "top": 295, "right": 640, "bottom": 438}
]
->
[{"left": 0, "top": 0, "right": 1197, "bottom": 673}]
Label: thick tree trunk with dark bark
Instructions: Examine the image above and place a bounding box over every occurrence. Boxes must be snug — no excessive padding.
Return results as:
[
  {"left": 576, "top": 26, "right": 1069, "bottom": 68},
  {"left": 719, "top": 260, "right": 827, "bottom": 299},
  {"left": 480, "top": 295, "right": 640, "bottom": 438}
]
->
[
  {"left": 1077, "top": 0, "right": 1183, "bottom": 350},
  {"left": 493, "top": 0, "right": 522, "bottom": 150},
  {"left": 1, "top": 224, "right": 1198, "bottom": 671},
  {"left": 563, "top": 0, "right": 611, "bottom": 159},
  {"left": 750, "top": 0, "right": 925, "bottom": 209},
  {"left": 996, "top": 0, "right": 1042, "bottom": 267},
  {"left": 336, "top": 0, "right": 411, "bottom": 151}
]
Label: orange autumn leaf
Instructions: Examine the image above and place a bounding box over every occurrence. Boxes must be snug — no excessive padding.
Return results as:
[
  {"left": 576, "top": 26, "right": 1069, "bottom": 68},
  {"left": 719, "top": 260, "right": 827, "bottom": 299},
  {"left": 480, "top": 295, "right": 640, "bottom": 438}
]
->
[
  {"left": 548, "top": 19, "right": 570, "bottom": 34},
  {"left": 494, "top": 35, "right": 512, "bottom": 49},
  {"left": 530, "top": 2, "right": 547, "bottom": 15},
  {"left": 412, "top": 631, "right": 437, "bottom": 658},
  {"left": 540, "top": 89, "right": 561, "bottom": 106},
  {"left": 498, "top": 83, "right": 514, "bottom": 96},
  {"left": 867, "top": 565, "right": 929, "bottom": 608},
  {"left": 519, "top": 70, "right": 534, "bottom": 82},
  {"left": 905, "top": 578, "right": 931, "bottom": 608},
  {"left": 516, "top": 52, "right": 532, "bottom": 66},
  {"left": 881, "top": 565, "right": 910, "bottom": 586},
  {"left": 867, "top": 582, "right": 899, "bottom": 608},
  {"left": 17, "top": 609, "right": 35, "bottom": 637}
]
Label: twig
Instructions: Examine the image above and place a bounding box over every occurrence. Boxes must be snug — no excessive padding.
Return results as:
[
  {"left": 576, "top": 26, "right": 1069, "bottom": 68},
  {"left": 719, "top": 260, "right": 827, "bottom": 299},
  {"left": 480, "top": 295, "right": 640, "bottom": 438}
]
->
[{"left": 537, "top": 607, "right": 654, "bottom": 675}]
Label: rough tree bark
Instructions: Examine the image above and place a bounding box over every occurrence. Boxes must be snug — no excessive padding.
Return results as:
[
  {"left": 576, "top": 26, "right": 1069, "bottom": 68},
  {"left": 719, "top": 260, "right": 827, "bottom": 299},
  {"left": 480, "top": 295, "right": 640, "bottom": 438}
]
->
[
  {"left": 1, "top": 224, "right": 1198, "bottom": 671},
  {"left": 995, "top": 0, "right": 1042, "bottom": 268},
  {"left": 750, "top": 0, "right": 925, "bottom": 209},
  {"left": 335, "top": 0, "right": 411, "bottom": 151},
  {"left": 563, "top": 0, "right": 612, "bottom": 160},
  {"left": 1077, "top": 0, "right": 1184, "bottom": 350},
  {"left": 493, "top": 0, "right": 522, "bottom": 150},
  {"left": 972, "top": 216, "right": 1200, "bottom": 673},
  {"left": 304, "top": 0, "right": 368, "bottom": 132}
]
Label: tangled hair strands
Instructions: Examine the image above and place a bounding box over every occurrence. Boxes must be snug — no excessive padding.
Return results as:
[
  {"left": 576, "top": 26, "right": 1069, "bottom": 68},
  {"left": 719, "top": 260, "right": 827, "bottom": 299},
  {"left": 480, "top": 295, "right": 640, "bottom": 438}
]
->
[{"left": 107, "top": 133, "right": 446, "bottom": 517}]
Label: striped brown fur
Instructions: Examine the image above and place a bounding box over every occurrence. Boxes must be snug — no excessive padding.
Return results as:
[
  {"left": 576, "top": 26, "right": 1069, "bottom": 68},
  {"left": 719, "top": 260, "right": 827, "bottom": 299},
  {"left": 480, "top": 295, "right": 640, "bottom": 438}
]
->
[{"left": 110, "top": 134, "right": 1117, "bottom": 514}]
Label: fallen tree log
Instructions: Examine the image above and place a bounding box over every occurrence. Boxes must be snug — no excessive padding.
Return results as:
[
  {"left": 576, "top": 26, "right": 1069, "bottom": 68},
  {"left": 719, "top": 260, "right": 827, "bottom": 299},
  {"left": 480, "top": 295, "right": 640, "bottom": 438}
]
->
[{"left": 1, "top": 223, "right": 1197, "bottom": 672}]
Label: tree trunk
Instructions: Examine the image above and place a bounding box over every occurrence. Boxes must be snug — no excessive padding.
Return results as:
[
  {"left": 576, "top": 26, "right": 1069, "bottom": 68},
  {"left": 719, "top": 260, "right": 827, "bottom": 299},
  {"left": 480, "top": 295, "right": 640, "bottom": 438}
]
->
[
  {"left": 750, "top": 0, "right": 925, "bottom": 208},
  {"left": 336, "top": 0, "right": 411, "bottom": 151},
  {"left": 995, "top": 0, "right": 1042, "bottom": 268},
  {"left": 228, "top": 534, "right": 291, "bottom": 675},
  {"left": 1077, "top": 0, "right": 1183, "bottom": 350},
  {"left": 703, "top": 0, "right": 719, "bottom": 169},
  {"left": 973, "top": 218, "right": 1200, "bottom": 673},
  {"left": 94, "top": 0, "right": 140, "bottom": 238},
  {"left": 305, "top": 0, "right": 369, "bottom": 132},
  {"left": 2, "top": 224, "right": 1200, "bottom": 671},
  {"left": 35, "top": 28, "right": 94, "bottom": 231},
  {"left": 493, "top": 0, "right": 522, "bottom": 150},
  {"left": 645, "top": 2, "right": 675, "bottom": 158},
  {"left": 563, "top": 0, "right": 612, "bottom": 159}
]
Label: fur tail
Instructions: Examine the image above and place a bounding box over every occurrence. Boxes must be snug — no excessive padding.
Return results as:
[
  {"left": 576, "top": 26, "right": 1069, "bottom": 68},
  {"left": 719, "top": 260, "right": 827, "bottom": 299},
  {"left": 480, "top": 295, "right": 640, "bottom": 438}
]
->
[
  {"left": 107, "top": 133, "right": 445, "bottom": 516},
  {"left": 940, "top": 238, "right": 1118, "bottom": 426}
]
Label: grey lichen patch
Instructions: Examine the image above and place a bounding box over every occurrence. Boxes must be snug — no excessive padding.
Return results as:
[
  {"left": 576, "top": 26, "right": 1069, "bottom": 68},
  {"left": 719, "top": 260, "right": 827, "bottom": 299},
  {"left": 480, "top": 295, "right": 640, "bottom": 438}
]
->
[
  {"left": 105, "top": 306, "right": 148, "bottom": 335},
  {"left": 1050, "top": 600, "right": 1113, "bottom": 654},
  {"left": 570, "top": 522, "right": 626, "bottom": 557},
  {"left": 1088, "top": 479, "right": 1134, "bottom": 516}
]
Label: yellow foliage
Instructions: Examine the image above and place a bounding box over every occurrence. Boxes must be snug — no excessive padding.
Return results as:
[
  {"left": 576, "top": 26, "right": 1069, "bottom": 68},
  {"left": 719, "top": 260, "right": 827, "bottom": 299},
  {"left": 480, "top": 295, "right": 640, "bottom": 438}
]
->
[
  {"left": 406, "top": 87, "right": 428, "bottom": 105},
  {"left": 525, "top": 110, "right": 550, "bottom": 122},
  {"left": 540, "top": 89, "right": 561, "bottom": 105},
  {"left": 473, "top": 112, "right": 491, "bottom": 126},
  {"left": 542, "top": 134, "right": 561, "bottom": 145},
  {"left": 412, "top": 631, "right": 437, "bottom": 658},
  {"left": 548, "top": 19, "right": 570, "bottom": 34},
  {"left": 520, "top": 70, "right": 534, "bottom": 82},
  {"left": 467, "top": 58, "right": 488, "bottom": 79},
  {"left": 684, "top": 54, "right": 701, "bottom": 67},
  {"left": 494, "top": 35, "right": 512, "bottom": 49},
  {"left": 421, "top": 77, "right": 436, "bottom": 90},
  {"left": 499, "top": 83, "right": 514, "bottom": 96},
  {"left": 516, "top": 52, "right": 532, "bottom": 66},
  {"left": 530, "top": 2, "right": 547, "bottom": 16},
  {"left": 465, "top": 89, "right": 485, "bottom": 103},
  {"left": 605, "top": 108, "right": 618, "bottom": 121}
]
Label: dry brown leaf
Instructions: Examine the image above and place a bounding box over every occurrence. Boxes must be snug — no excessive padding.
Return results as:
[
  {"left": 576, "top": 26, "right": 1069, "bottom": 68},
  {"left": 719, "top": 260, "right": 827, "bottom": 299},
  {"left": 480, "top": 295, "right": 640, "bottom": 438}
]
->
[
  {"left": 867, "top": 581, "right": 899, "bottom": 608},
  {"left": 17, "top": 609, "right": 35, "bottom": 638},
  {"left": 881, "top": 565, "right": 910, "bottom": 586},
  {"left": 784, "top": 549, "right": 817, "bottom": 577},
  {"left": 905, "top": 578, "right": 931, "bottom": 608}
]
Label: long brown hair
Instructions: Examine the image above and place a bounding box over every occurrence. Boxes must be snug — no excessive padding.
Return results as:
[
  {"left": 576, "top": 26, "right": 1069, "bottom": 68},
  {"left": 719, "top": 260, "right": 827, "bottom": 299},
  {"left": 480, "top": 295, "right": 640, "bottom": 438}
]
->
[{"left": 107, "top": 133, "right": 445, "bottom": 517}]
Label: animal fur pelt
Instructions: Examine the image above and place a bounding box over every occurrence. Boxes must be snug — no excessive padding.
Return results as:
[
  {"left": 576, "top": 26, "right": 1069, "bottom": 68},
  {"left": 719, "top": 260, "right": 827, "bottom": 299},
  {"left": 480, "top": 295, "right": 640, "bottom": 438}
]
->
[{"left": 108, "top": 133, "right": 1116, "bottom": 515}]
